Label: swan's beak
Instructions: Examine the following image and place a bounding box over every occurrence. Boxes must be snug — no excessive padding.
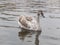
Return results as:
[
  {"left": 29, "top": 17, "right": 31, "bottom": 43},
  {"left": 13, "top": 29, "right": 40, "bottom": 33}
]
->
[
  {"left": 41, "top": 13, "right": 45, "bottom": 18},
  {"left": 41, "top": 11, "right": 45, "bottom": 18},
  {"left": 38, "top": 10, "right": 45, "bottom": 18}
]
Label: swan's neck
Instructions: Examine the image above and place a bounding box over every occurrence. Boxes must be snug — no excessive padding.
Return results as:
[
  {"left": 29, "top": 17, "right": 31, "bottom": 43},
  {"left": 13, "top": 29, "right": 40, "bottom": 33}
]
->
[
  {"left": 37, "top": 11, "right": 41, "bottom": 23},
  {"left": 37, "top": 14, "right": 40, "bottom": 30},
  {"left": 37, "top": 15, "right": 40, "bottom": 23}
]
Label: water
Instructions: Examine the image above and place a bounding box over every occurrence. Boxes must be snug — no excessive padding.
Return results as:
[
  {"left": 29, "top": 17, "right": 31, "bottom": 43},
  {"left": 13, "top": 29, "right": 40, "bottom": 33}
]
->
[{"left": 0, "top": 0, "right": 60, "bottom": 45}]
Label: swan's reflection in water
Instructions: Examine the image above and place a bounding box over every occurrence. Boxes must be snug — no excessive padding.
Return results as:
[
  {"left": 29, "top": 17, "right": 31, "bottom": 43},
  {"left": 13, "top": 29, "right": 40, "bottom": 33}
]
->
[{"left": 18, "top": 29, "right": 41, "bottom": 45}]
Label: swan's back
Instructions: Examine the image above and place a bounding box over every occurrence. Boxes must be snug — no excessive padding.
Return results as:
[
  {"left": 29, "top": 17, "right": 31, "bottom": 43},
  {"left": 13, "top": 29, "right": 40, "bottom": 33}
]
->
[
  {"left": 19, "top": 16, "right": 28, "bottom": 27},
  {"left": 18, "top": 15, "right": 39, "bottom": 31}
]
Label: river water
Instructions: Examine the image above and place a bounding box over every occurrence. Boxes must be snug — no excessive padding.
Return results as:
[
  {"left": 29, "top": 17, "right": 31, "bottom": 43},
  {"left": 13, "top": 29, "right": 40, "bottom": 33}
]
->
[{"left": 0, "top": 0, "right": 60, "bottom": 45}]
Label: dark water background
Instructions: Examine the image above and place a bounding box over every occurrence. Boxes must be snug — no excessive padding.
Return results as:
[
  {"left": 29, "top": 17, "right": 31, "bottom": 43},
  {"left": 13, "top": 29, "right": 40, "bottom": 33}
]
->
[{"left": 0, "top": 0, "right": 60, "bottom": 45}]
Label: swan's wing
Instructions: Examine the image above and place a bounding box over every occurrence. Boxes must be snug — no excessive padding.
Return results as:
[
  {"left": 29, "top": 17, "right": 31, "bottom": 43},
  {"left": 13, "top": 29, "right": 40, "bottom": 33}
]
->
[
  {"left": 18, "top": 15, "right": 39, "bottom": 31},
  {"left": 18, "top": 16, "right": 30, "bottom": 28}
]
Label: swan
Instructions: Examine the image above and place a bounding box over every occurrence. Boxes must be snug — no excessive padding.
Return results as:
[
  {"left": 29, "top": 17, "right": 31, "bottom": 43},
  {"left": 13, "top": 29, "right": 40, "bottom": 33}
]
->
[{"left": 18, "top": 10, "right": 45, "bottom": 31}]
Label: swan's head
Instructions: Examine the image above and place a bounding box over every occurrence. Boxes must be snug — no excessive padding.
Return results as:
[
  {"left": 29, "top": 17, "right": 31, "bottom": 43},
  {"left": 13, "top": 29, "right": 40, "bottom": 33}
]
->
[{"left": 37, "top": 10, "right": 45, "bottom": 18}]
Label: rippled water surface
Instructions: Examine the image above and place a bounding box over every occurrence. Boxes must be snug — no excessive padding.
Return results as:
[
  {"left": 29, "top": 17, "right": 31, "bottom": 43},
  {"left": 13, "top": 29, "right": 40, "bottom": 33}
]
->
[{"left": 0, "top": 0, "right": 60, "bottom": 45}]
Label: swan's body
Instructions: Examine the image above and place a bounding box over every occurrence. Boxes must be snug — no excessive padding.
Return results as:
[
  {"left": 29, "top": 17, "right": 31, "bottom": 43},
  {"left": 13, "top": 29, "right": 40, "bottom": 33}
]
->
[{"left": 18, "top": 11, "right": 45, "bottom": 31}]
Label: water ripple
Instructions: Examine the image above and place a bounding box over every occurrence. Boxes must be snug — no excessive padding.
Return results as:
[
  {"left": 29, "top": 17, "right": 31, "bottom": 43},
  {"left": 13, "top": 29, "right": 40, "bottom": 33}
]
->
[
  {"left": 42, "top": 35, "right": 60, "bottom": 40},
  {"left": 2, "top": 12, "right": 20, "bottom": 16},
  {"left": 0, "top": 25, "right": 19, "bottom": 28},
  {"left": 0, "top": 17, "right": 15, "bottom": 21}
]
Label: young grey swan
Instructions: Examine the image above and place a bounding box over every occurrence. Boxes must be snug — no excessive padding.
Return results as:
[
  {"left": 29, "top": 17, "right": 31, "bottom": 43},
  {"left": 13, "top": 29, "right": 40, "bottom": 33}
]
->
[{"left": 18, "top": 10, "right": 45, "bottom": 31}]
